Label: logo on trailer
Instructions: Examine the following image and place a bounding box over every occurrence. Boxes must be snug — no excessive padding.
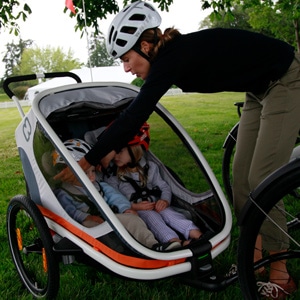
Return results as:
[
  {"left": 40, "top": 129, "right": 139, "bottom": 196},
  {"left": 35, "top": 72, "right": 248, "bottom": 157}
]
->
[{"left": 22, "top": 117, "right": 32, "bottom": 142}]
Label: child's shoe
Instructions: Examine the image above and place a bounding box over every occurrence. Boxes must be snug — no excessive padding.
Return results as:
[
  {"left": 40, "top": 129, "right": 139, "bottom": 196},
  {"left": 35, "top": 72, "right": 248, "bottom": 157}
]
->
[{"left": 152, "top": 241, "right": 181, "bottom": 251}]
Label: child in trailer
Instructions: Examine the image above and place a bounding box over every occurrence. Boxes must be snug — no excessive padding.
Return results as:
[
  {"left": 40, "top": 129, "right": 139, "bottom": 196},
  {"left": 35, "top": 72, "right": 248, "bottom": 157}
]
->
[
  {"left": 104, "top": 123, "right": 203, "bottom": 247},
  {"left": 53, "top": 138, "right": 180, "bottom": 251}
]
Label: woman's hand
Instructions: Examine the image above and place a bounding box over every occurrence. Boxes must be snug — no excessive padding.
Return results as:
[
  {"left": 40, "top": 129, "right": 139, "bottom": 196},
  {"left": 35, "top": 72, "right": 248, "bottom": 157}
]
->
[
  {"left": 155, "top": 199, "right": 169, "bottom": 212},
  {"left": 132, "top": 201, "right": 155, "bottom": 211},
  {"left": 101, "top": 150, "right": 116, "bottom": 168},
  {"left": 53, "top": 157, "right": 91, "bottom": 184}
]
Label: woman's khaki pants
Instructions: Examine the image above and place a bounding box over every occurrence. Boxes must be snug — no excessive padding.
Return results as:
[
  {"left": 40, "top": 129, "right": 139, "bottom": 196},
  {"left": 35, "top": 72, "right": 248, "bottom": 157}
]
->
[{"left": 233, "top": 54, "right": 300, "bottom": 251}]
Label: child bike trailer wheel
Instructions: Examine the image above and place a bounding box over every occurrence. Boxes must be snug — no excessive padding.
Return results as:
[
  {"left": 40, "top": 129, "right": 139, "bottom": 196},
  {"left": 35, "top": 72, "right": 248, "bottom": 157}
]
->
[{"left": 6, "top": 195, "right": 59, "bottom": 299}]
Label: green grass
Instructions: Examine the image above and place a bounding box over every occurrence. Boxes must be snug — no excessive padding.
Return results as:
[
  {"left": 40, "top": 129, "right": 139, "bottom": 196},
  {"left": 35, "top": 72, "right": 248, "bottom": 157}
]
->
[
  {"left": 0, "top": 93, "right": 10, "bottom": 102},
  {"left": 0, "top": 93, "right": 245, "bottom": 299}
]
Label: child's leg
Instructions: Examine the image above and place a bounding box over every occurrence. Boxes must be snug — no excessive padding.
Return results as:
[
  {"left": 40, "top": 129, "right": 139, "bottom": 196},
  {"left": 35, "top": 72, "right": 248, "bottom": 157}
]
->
[
  {"left": 159, "top": 207, "right": 201, "bottom": 240},
  {"left": 137, "top": 210, "right": 180, "bottom": 243},
  {"left": 116, "top": 213, "right": 158, "bottom": 248}
]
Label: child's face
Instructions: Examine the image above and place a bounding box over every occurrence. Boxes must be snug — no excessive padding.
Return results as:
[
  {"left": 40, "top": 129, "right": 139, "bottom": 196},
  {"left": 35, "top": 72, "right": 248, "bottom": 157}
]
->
[
  {"left": 114, "top": 147, "right": 131, "bottom": 167},
  {"left": 85, "top": 166, "right": 96, "bottom": 182}
]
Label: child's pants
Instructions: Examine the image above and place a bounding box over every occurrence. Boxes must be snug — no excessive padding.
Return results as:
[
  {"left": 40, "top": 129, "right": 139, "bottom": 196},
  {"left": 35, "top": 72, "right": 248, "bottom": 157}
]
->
[
  {"left": 83, "top": 213, "right": 158, "bottom": 248},
  {"left": 117, "top": 213, "right": 158, "bottom": 248},
  {"left": 138, "top": 207, "right": 199, "bottom": 243}
]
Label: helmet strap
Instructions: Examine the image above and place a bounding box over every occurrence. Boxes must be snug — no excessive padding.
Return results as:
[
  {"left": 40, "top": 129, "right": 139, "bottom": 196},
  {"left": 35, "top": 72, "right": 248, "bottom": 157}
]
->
[
  {"left": 132, "top": 45, "right": 151, "bottom": 62},
  {"left": 127, "top": 146, "right": 138, "bottom": 168}
]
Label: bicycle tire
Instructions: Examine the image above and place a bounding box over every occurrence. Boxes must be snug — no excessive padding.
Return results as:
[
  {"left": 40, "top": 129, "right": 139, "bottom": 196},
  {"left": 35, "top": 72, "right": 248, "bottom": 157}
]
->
[
  {"left": 7, "top": 195, "right": 60, "bottom": 299},
  {"left": 237, "top": 160, "right": 300, "bottom": 299},
  {"left": 222, "top": 123, "right": 239, "bottom": 203}
]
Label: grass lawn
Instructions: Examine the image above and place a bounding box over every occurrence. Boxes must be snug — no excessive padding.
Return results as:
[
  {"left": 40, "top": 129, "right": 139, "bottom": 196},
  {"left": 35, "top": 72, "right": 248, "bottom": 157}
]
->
[
  {"left": 0, "top": 93, "right": 11, "bottom": 102},
  {"left": 0, "top": 92, "right": 245, "bottom": 299}
]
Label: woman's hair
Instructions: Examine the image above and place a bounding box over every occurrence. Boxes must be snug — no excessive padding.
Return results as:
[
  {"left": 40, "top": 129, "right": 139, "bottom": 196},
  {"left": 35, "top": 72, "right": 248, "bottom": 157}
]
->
[
  {"left": 137, "top": 27, "right": 181, "bottom": 61},
  {"left": 117, "top": 145, "right": 148, "bottom": 187}
]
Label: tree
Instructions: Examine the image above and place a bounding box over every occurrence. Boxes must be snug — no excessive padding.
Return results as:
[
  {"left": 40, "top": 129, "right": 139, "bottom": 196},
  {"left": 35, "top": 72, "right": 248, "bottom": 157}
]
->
[
  {"left": 2, "top": 1, "right": 300, "bottom": 51},
  {"left": 201, "top": 0, "right": 300, "bottom": 52},
  {"left": 65, "top": 0, "right": 175, "bottom": 36},
  {"left": 0, "top": 1, "right": 175, "bottom": 36},
  {"left": 131, "top": 77, "right": 145, "bottom": 87},
  {"left": 0, "top": 1, "right": 256, "bottom": 36},
  {"left": 200, "top": 4, "right": 253, "bottom": 31},
  {"left": 88, "top": 36, "right": 118, "bottom": 67},
  {"left": 5, "top": 46, "right": 83, "bottom": 98},
  {"left": 2, "top": 38, "right": 33, "bottom": 78},
  {"left": 246, "top": 0, "right": 299, "bottom": 51},
  {"left": 14, "top": 46, "right": 83, "bottom": 76},
  {"left": 2, "top": 46, "right": 82, "bottom": 98},
  {"left": 0, "top": 0, "right": 32, "bottom": 35}
]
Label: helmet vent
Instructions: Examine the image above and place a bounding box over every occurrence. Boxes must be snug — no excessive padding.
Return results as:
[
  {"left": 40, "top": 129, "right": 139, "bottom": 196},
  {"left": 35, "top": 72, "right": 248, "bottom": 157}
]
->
[
  {"left": 120, "top": 26, "right": 137, "bottom": 34},
  {"left": 116, "top": 39, "right": 127, "bottom": 47},
  {"left": 108, "top": 26, "right": 114, "bottom": 43},
  {"left": 129, "top": 14, "right": 146, "bottom": 21},
  {"left": 71, "top": 147, "right": 86, "bottom": 154},
  {"left": 112, "top": 30, "right": 117, "bottom": 42}
]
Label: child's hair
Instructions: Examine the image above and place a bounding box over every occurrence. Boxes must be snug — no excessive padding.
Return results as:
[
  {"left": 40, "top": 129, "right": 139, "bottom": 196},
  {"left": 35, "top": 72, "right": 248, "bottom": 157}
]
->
[
  {"left": 117, "top": 144, "right": 148, "bottom": 187},
  {"left": 116, "top": 122, "right": 151, "bottom": 186}
]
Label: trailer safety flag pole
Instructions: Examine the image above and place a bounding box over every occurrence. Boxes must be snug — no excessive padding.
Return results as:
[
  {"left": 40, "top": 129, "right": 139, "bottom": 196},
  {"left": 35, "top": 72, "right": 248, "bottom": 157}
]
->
[
  {"left": 64, "top": 0, "right": 93, "bottom": 81},
  {"left": 82, "top": 0, "right": 94, "bottom": 82}
]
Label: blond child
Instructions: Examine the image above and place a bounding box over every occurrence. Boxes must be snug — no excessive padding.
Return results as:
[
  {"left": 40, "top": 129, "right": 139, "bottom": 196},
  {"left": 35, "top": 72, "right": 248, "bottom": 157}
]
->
[{"left": 104, "top": 123, "right": 202, "bottom": 246}]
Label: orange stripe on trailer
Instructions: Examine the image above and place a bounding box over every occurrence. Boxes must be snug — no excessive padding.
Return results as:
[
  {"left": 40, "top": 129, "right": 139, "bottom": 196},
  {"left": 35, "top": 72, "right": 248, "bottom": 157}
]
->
[{"left": 38, "top": 205, "right": 186, "bottom": 269}]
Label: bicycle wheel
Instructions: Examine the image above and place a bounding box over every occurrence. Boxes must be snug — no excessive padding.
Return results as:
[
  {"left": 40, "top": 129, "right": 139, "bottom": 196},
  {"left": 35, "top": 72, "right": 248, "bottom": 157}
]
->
[
  {"left": 237, "top": 159, "right": 300, "bottom": 299},
  {"left": 222, "top": 122, "right": 239, "bottom": 203},
  {"left": 7, "top": 195, "right": 60, "bottom": 299}
]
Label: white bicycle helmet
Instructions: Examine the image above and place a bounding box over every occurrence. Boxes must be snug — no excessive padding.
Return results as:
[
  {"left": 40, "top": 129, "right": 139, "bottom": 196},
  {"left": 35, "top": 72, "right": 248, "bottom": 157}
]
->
[
  {"left": 52, "top": 138, "right": 91, "bottom": 166},
  {"left": 106, "top": 1, "right": 162, "bottom": 58}
]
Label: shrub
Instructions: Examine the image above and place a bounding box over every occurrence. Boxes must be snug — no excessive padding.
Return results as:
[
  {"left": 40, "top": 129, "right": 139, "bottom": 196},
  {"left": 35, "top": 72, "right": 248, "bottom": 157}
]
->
[{"left": 12, "top": 86, "right": 29, "bottom": 100}]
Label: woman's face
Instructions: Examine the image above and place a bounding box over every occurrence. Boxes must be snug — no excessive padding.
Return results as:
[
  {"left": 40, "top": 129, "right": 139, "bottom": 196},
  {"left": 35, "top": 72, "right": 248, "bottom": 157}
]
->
[
  {"left": 114, "top": 147, "right": 131, "bottom": 167},
  {"left": 121, "top": 46, "right": 151, "bottom": 80}
]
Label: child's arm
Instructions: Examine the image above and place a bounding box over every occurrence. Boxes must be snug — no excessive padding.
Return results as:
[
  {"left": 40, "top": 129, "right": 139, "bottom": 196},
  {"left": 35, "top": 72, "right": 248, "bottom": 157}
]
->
[
  {"left": 54, "top": 189, "right": 91, "bottom": 223},
  {"left": 155, "top": 199, "right": 169, "bottom": 212},
  {"left": 147, "top": 162, "right": 172, "bottom": 210},
  {"left": 149, "top": 162, "right": 172, "bottom": 200},
  {"left": 131, "top": 201, "right": 155, "bottom": 211},
  {"left": 100, "top": 181, "right": 132, "bottom": 213}
]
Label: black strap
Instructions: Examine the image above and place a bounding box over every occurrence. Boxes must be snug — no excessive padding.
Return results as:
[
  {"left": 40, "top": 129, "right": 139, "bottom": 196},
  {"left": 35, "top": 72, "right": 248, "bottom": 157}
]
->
[{"left": 121, "top": 175, "right": 162, "bottom": 203}]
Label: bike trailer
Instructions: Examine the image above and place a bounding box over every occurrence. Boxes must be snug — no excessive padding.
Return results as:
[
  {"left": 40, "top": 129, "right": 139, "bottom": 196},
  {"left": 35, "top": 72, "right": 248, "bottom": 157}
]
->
[{"left": 5, "top": 73, "right": 232, "bottom": 298}]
